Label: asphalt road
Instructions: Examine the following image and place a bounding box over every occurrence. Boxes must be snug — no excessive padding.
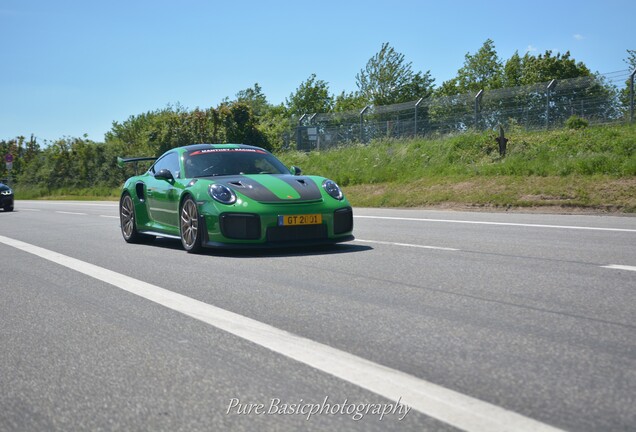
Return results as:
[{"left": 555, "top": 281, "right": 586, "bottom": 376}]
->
[{"left": 1, "top": 201, "right": 634, "bottom": 431}]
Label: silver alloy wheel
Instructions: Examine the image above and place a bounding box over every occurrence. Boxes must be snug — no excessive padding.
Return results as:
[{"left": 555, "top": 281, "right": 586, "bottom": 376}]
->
[
  {"left": 180, "top": 199, "right": 199, "bottom": 249},
  {"left": 120, "top": 194, "right": 135, "bottom": 239}
]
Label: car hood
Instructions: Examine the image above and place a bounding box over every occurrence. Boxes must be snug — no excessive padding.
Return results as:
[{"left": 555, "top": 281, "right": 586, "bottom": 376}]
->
[{"left": 212, "top": 174, "right": 323, "bottom": 203}]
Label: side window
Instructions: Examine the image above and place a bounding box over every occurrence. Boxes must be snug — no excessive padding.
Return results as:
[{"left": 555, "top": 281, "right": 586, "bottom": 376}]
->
[{"left": 151, "top": 152, "right": 181, "bottom": 179}]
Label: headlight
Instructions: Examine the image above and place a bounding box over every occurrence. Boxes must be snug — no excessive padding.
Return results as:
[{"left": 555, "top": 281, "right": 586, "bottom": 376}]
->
[
  {"left": 322, "top": 179, "right": 343, "bottom": 200},
  {"left": 209, "top": 184, "right": 236, "bottom": 205},
  {"left": 0, "top": 189, "right": 12, "bottom": 195}
]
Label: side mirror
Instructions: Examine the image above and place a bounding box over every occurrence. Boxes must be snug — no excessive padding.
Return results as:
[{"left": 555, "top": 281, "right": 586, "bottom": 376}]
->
[
  {"left": 155, "top": 168, "right": 174, "bottom": 181},
  {"left": 290, "top": 166, "right": 302, "bottom": 176}
]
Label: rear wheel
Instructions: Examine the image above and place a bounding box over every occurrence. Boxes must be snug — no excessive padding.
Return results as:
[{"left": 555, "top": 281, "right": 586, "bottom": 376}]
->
[
  {"left": 180, "top": 196, "right": 203, "bottom": 253},
  {"left": 120, "top": 193, "right": 153, "bottom": 243}
]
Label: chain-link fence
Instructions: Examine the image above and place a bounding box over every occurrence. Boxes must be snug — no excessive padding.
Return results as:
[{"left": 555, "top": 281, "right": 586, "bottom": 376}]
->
[{"left": 293, "top": 70, "right": 635, "bottom": 151}]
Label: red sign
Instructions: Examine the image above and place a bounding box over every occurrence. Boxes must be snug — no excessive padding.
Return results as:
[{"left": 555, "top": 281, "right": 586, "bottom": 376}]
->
[{"left": 4, "top": 154, "right": 13, "bottom": 163}]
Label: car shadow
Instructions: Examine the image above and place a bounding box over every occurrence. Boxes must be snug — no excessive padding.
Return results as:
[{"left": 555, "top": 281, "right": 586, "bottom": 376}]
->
[{"left": 149, "top": 237, "right": 372, "bottom": 257}]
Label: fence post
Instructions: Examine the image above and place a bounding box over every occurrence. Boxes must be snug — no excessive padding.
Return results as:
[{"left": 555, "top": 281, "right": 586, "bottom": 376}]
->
[
  {"left": 296, "top": 114, "right": 307, "bottom": 150},
  {"left": 546, "top": 79, "right": 557, "bottom": 129},
  {"left": 309, "top": 113, "right": 318, "bottom": 150},
  {"left": 630, "top": 68, "right": 635, "bottom": 123},
  {"left": 360, "top": 106, "right": 369, "bottom": 143},
  {"left": 474, "top": 90, "right": 484, "bottom": 130},
  {"left": 414, "top": 97, "right": 424, "bottom": 136}
]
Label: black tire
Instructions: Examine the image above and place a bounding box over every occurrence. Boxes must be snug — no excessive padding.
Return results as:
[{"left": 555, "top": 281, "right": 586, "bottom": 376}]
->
[
  {"left": 4, "top": 205, "right": 13, "bottom": 212},
  {"left": 180, "top": 196, "right": 203, "bottom": 253},
  {"left": 119, "top": 193, "right": 154, "bottom": 243}
]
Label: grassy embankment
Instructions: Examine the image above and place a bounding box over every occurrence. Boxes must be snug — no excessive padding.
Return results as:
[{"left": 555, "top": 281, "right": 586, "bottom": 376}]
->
[
  {"left": 280, "top": 122, "right": 636, "bottom": 213},
  {"left": 16, "top": 122, "right": 636, "bottom": 212}
]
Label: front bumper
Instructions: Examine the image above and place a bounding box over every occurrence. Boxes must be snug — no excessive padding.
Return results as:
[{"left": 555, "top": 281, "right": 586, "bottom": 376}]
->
[
  {"left": 199, "top": 202, "right": 354, "bottom": 248},
  {"left": 0, "top": 194, "right": 14, "bottom": 209}
]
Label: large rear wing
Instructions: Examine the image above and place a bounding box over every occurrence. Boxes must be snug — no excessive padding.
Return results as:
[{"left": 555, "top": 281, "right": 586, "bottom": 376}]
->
[{"left": 117, "top": 156, "right": 157, "bottom": 174}]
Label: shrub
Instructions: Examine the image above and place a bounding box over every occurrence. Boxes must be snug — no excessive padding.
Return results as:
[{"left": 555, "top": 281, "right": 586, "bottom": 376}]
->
[{"left": 565, "top": 115, "right": 589, "bottom": 129}]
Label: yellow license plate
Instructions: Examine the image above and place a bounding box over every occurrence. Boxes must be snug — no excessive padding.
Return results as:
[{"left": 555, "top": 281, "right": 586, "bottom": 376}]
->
[{"left": 278, "top": 214, "right": 322, "bottom": 226}]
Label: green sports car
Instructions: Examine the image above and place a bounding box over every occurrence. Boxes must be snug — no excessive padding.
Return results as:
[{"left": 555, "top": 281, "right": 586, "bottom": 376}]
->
[{"left": 118, "top": 144, "right": 354, "bottom": 252}]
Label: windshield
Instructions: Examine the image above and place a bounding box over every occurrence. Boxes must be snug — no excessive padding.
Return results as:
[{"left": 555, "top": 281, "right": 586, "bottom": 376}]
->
[{"left": 184, "top": 148, "right": 289, "bottom": 178}]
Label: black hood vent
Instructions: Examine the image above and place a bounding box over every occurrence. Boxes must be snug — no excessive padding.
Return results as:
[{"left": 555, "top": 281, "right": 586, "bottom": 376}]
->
[{"left": 228, "top": 180, "right": 250, "bottom": 188}]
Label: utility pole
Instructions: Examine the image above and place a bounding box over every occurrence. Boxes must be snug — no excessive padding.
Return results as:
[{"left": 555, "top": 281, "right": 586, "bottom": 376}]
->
[
  {"left": 474, "top": 90, "right": 484, "bottom": 130},
  {"left": 296, "top": 114, "right": 307, "bottom": 150},
  {"left": 414, "top": 98, "right": 424, "bottom": 137},
  {"left": 630, "top": 68, "right": 635, "bottom": 123},
  {"left": 360, "top": 106, "right": 369, "bottom": 143},
  {"left": 546, "top": 79, "right": 557, "bottom": 129}
]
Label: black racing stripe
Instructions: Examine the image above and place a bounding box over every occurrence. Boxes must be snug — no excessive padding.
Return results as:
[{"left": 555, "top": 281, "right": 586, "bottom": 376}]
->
[
  {"left": 217, "top": 175, "right": 322, "bottom": 203},
  {"left": 276, "top": 176, "right": 323, "bottom": 200}
]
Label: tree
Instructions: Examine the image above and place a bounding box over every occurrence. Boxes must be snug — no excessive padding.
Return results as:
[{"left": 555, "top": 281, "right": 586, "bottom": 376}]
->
[
  {"left": 356, "top": 42, "right": 434, "bottom": 106},
  {"left": 24, "top": 134, "right": 40, "bottom": 165},
  {"left": 624, "top": 49, "right": 636, "bottom": 76},
  {"left": 333, "top": 91, "right": 366, "bottom": 112},
  {"left": 402, "top": 71, "right": 435, "bottom": 100},
  {"left": 286, "top": 74, "right": 333, "bottom": 116},
  {"left": 503, "top": 51, "right": 524, "bottom": 88},
  {"left": 257, "top": 103, "right": 292, "bottom": 151},
  {"left": 627, "top": 49, "right": 636, "bottom": 68},
  {"left": 228, "top": 82, "right": 290, "bottom": 149},
  {"left": 438, "top": 39, "right": 503, "bottom": 96},
  {"left": 515, "top": 50, "right": 591, "bottom": 84},
  {"left": 219, "top": 102, "right": 268, "bottom": 149},
  {"left": 235, "top": 83, "right": 269, "bottom": 117}
]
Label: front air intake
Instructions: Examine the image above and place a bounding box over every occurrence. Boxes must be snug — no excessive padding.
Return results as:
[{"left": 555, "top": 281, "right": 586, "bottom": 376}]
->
[
  {"left": 219, "top": 213, "right": 261, "bottom": 240},
  {"left": 334, "top": 207, "right": 353, "bottom": 234}
]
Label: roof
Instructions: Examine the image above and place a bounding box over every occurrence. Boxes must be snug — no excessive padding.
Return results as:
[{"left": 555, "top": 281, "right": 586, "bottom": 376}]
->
[{"left": 180, "top": 143, "right": 263, "bottom": 152}]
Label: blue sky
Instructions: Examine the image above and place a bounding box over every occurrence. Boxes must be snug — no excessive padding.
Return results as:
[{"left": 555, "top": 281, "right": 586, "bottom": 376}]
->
[{"left": 1, "top": 0, "right": 634, "bottom": 143}]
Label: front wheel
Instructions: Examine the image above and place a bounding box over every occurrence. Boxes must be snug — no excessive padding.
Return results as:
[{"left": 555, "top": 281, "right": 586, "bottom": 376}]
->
[
  {"left": 4, "top": 205, "right": 13, "bottom": 212},
  {"left": 180, "top": 197, "right": 203, "bottom": 253}
]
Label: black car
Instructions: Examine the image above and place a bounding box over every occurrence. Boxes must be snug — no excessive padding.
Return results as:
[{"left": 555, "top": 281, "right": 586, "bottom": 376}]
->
[{"left": 0, "top": 183, "right": 14, "bottom": 211}]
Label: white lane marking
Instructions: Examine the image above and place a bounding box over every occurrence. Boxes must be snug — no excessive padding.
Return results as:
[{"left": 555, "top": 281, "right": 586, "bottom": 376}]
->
[
  {"left": 355, "top": 215, "right": 636, "bottom": 233},
  {"left": 0, "top": 234, "right": 562, "bottom": 432},
  {"left": 356, "top": 239, "right": 460, "bottom": 251},
  {"left": 601, "top": 264, "right": 636, "bottom": 272},
  {"left": 55, "top": 211, "right": 88, "bottom": 216},
  {"left": 17, "top": 205, "right": 116, "bottom": 218},
  {"left": 18, "top": 201, "right": 117, "bottom": 207}
]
